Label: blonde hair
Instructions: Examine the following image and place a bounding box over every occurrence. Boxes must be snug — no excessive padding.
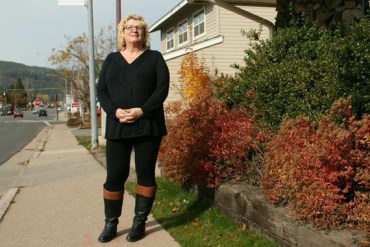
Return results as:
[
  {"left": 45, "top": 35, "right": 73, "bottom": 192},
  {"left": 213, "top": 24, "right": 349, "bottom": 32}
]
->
[{"left": 117, "top": 14, "right": 151, "bottom": 50}]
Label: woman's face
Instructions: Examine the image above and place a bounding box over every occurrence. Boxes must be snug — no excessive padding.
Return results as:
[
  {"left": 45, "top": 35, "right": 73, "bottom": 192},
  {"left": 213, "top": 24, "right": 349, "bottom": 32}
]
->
[{"left": 124, "top": 19, "right": 144, "bottom": 46}]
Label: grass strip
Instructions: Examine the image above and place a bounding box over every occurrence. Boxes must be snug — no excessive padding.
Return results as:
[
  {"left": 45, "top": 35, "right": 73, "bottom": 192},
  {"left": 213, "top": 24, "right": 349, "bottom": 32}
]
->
[{"left": 126, "top": 178, "right": 280, "bottom": 247}]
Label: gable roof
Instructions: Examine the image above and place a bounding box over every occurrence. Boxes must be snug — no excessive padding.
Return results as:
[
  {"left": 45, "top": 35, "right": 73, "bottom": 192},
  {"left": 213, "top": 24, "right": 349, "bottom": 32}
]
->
[{"left": 149, "top": 0, "right": 276, "bottom": 32}]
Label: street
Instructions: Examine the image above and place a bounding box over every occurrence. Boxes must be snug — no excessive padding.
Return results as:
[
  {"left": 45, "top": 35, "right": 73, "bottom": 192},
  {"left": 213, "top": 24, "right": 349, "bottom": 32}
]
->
[{"left": 0, "top": 109, "right": 66, "bottom": 165}]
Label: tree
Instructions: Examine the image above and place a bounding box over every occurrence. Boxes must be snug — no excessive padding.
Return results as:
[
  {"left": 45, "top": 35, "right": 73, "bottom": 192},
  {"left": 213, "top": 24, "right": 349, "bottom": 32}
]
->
[
  {"left": 9, "top": 78, "right": 28, "bottom": 108},
  {"left": 15, "top": 78, "right": 25, "bottom": 91},
  {"left": 275, "top": 0, "right": 364, "bottom": 29},
  {"left": 178, "top": 52, "right": 211, "bottom": 102},
  {"left": 49, "top": 25, "right": 116, "bottom": 113}
]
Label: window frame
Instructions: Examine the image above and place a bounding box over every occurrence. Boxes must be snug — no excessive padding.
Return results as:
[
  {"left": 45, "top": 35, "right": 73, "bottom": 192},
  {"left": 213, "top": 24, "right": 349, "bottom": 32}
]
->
[
  {"left": 178, "top": 18, "right": 189, "bottom": 47},
  {"left": 166, "top": 27, "right": 175, "bottom": 52},
  {"left": 192, "top": 7, "right": 206, "bottom": 40}
]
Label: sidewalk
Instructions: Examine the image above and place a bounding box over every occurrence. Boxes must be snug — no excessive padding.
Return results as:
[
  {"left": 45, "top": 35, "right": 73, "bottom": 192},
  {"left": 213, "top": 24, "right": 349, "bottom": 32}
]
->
[{"left": 0, "top": 115, "right": 180, "bottom": 247}]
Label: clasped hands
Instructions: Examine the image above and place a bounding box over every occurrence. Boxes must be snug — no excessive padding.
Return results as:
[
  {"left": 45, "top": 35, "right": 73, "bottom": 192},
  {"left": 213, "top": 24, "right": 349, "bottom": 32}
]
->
[{"left": 116, "top": 107, "right": 143, "bottom": 123}]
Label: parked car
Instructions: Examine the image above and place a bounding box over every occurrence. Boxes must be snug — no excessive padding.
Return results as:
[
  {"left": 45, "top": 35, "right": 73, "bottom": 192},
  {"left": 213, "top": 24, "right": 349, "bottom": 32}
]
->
[
  {"left": 1, "top": 107, "right": 12, "bottom": 116},
  {"left": 13, "top": 110, "right": 24, "bottom": 118},
  {"left": 38, "top": 108, "right": 48, "bottom": 117}
]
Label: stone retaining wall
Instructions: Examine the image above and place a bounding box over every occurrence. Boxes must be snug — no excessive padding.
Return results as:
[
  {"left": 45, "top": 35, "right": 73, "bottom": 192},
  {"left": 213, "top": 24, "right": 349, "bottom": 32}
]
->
[{"left": 215, "top": 183, "right": 367, "bottom": 246}]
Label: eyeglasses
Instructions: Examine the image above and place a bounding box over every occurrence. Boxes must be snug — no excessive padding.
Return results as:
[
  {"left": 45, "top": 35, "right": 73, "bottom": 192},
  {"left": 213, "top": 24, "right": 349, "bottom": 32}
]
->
[{"left": 125, "top": 25, "right": 144, "bottom": 31}]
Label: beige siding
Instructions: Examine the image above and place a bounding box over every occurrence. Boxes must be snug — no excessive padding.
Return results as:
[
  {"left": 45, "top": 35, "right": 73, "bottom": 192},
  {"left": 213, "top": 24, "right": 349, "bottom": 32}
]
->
[
  {"left": 160, "top": 5, "right": 200, "bottom": 53},
  {"left": 159, "top": 5, "right": 218, "bottom": 53},
  {"left": 215, "top": 5, "right": 276, "bottom": 70},
  {"left": 238, "top": 5, "right": 276, "bottom": 23},
  {"left": 165, "top": 58, "right": 183, "bottom": 103},
  {"left": 161, "top": 4, "right": 277, "bottom": 104},
  {"left": 200, "top": 5, "right": 218, "bottom": 41}
]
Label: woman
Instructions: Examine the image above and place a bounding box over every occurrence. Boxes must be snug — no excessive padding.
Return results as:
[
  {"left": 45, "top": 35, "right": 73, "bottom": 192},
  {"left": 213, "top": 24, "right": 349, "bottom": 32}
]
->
[{"left": 96, "top": 14, "right": 169, "bottom": 243}]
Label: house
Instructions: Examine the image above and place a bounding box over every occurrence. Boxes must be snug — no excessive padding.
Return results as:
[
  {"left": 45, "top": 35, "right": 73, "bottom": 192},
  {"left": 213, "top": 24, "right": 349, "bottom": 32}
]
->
[{"left": 149, "top": 0, "right": 277, "bottom": 103}]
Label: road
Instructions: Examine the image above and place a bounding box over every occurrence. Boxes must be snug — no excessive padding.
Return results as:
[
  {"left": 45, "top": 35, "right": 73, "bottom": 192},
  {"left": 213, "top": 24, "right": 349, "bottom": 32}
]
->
[{"left": 0, "top": 108, "right": 66, "bottom": 165}]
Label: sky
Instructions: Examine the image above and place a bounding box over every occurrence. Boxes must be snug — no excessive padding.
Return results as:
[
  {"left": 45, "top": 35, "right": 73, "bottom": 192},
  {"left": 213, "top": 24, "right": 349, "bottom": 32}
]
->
[{"left": 0, "top": 0, "right": 177, "bottom": 68}]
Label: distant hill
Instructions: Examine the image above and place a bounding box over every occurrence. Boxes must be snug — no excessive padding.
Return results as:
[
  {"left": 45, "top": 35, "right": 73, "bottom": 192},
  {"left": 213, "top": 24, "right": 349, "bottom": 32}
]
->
[{"left": 0, "top": 60, "right": 63, "bottom": 97}]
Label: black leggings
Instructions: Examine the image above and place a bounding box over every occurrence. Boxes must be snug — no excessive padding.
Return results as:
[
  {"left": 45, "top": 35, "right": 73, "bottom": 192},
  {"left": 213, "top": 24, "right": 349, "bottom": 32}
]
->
[{"left": 104, "top": 136, "right": 162, "bottom": 192}]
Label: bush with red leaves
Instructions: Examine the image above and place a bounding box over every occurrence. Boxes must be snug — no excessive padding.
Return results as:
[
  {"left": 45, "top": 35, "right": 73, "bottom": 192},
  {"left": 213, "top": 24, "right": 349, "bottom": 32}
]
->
[
  {"left": 202, "top": 107, "right": 267, "bottom": 187},
  {"left": 159, "top": 87, "right": 227, "bottom": 187},
  {"left": 262, "top": 98, "right": 369, "bottom": 230},
  {"left": 159, "top": 86, "right": 266, "bottom": 188}
]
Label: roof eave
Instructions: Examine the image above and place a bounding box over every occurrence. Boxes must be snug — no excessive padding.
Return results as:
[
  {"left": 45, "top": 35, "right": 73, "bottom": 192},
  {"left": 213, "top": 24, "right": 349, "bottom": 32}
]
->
[
  {"left": 149, "top": 0, "right": 276, "bottom": 33},
  {"left": 149, "top": 0, "right": 188, "bottom": 32}
]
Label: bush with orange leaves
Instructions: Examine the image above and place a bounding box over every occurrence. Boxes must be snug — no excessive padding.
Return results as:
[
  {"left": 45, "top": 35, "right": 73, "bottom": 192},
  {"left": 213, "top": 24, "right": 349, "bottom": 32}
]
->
[{"left": 262, "top": 98, "right": 369, "bottom": 230}]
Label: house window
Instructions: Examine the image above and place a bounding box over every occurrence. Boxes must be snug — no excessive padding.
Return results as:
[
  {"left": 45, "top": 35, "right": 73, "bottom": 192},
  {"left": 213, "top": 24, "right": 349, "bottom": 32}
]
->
[
  {"left": 166, "top": 28, "right": 174, "bottom": 51},
  {"left": 193, "top": 8, "right": 205, "bottom": 39},
  {"left": 178, "top": 19, "right": 188, "bottom": 46}
]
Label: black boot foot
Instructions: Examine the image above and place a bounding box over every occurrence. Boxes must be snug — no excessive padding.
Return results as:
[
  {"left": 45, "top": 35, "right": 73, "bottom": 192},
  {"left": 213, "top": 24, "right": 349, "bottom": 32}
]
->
[
  {"left": 98, "top": 221, "right": 118, "bottom": 243},
  {"left": 126, "top": 222, "right": 145, "bottom": 242}
]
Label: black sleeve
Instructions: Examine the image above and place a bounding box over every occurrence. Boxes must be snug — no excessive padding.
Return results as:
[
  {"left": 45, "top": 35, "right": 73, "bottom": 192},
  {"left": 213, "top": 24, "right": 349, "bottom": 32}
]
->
[
  {"left": 141, "top": 52, "right": 170, "bottom": 118},
  {"left": 97, "top": 53, "right": 118, "bottom": 118}
]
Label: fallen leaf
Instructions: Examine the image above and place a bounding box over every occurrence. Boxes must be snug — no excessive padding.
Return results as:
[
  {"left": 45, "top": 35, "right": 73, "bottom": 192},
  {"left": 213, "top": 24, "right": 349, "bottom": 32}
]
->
[
  {"left": 238, "top": 224, "right": 247, "bottom": 231},
  {"left": 18, "top": 160, "right": 30, "bottom": 166}
]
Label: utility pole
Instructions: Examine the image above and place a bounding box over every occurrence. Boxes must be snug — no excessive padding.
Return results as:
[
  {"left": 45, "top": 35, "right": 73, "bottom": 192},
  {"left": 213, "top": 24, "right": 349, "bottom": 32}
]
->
[
  {"left": 100, "top": 0, "right": 121, "bottom": 140},
  {"left": 116, "top": 0, "right": 121, "bottom": 27},
  {"left": 86, "top": 0, "right": 99, "bottom": 149},
  {"left": 64, "top": 78, "right": 68, "bottom": 111},
  {"left": 56, "top": 94, "right": 59, "bottom": 121},
  {"left": 3, "top": 91, "right": 6, "bottom": 105},
  {"left": 2, "top": 82, "right": 7, "bottom": 105}
]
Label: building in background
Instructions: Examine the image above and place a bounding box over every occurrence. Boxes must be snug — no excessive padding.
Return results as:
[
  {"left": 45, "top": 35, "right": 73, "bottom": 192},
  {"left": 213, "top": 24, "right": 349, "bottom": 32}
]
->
[{"left": 149, "top": 0, "right": 277, "bottom": 103}]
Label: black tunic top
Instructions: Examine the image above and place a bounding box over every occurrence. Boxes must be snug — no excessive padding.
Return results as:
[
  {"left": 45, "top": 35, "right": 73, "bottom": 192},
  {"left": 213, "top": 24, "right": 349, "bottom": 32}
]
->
[{"left": 97, "top": 50, "right": 170, "bottom": 139}]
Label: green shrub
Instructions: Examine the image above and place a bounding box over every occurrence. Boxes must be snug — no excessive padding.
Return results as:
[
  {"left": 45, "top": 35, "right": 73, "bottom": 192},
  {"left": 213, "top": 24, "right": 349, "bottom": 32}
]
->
[
  {"left": 214, "top": 19, "right": 370, "bottom": 130},
  {"left": 67, "top": 117, "right": 82, "bottom": 127}
]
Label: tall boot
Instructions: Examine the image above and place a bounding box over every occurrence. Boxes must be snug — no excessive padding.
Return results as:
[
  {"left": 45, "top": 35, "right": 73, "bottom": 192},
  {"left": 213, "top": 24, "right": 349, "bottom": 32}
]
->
[
  {"left": 126, "top": 185, "right": 157, "bottom": 242},
  {"left": 98, "top": 189, "right": 124, "bottom": 243}
]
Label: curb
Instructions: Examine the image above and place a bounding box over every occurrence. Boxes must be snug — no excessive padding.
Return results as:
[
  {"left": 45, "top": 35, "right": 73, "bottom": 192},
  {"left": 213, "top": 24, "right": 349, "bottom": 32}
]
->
[
  {"left": 32, "top": 125, "right": 53, "bottom": 158},
  {"left": 0, "top": 187, "right": 19, "bottom": 222}
]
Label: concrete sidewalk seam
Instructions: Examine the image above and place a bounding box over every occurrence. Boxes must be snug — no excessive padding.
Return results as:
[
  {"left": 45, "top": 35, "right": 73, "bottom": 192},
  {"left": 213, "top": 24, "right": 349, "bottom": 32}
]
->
[{"left": 41, "top": 149, "right": 87, "bottom": 155}]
